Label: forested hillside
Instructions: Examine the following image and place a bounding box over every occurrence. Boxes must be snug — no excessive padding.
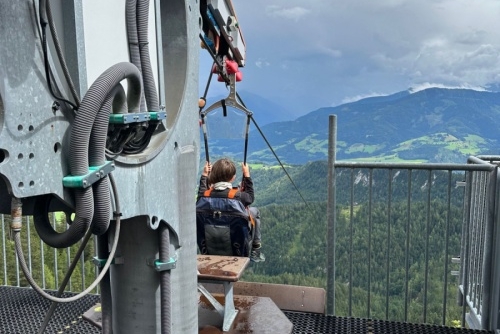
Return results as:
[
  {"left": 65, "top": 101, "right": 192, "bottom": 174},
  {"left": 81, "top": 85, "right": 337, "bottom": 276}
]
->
[
  {"left": 1, "top": 214, "right": 96, "bottom": 291},
  {"left": 244, "top": 161, "right": 465, "bottom": 325},
  {"left": 250, "top": 160, "right": 465, "bottom": 207},
  {"left": 208, "top": 88, "right": 500, "bottom": 164}
]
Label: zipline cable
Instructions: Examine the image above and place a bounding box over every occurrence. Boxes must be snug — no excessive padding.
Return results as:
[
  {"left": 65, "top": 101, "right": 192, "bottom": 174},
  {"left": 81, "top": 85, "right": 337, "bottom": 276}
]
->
[
  {"left": 198, "top": 61, "right": 216, "bottom": 162},
  {"left": 234, "top": 92, "right": 309, "bottom": 208},
  {"left": 199, "top": 62, "right": 215, "bottom": 114},
  {"left": 249, "top": 115, "right": 310, "bottom": 209}
]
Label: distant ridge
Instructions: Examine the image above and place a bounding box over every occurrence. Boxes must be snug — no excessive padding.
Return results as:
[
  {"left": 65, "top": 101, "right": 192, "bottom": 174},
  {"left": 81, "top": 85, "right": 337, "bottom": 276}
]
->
[{"left": 234, "top": 87, "right": 500, "bottom": 164}]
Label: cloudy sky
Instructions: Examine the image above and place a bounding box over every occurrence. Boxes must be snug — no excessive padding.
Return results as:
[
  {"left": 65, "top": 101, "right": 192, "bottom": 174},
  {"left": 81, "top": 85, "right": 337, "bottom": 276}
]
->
[{"left": 200, "top": 0, "right": 500, "bottom": 117}]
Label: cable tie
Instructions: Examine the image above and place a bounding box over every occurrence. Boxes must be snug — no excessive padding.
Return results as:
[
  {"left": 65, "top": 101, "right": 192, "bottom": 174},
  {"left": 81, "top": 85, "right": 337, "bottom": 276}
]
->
[
  {"left": 113, "top": 211, "right": 123, "bottom": 218},
  {"left": 52, "top": 101, "right": 60, "bottom": 113}
]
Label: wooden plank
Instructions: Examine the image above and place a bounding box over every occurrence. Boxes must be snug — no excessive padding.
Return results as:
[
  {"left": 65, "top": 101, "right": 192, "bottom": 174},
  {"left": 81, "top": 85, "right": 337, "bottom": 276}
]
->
[
  {"left": 203, "top": 281, "right": 326, "bottom": 314},
  {"left": 197, "top": 255, "right": 249, "bottom": 282}
]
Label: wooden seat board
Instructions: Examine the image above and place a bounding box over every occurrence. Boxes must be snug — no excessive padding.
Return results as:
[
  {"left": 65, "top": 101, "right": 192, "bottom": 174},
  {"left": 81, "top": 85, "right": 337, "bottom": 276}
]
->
[{"left": 197, "top": 255, "right": 249, "bottom": 282}]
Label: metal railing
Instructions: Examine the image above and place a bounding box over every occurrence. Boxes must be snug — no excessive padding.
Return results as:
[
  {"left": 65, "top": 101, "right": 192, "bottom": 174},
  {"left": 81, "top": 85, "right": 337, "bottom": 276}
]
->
[
  {"left": 328, "top": 160, "right": 495, "bottom": 326},
  {"left": 460, "top": 155, "right": 500, "bottom": 330},
  {"left": 326, "top": 115, "right": 500, "bottom": 330},
  {"left": 0, "top": 213, "right": 98, "bottom": 294}
]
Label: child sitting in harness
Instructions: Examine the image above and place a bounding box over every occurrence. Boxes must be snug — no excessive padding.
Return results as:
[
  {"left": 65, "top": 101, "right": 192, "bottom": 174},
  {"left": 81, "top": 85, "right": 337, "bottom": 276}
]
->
[{"left": 197, "top": 158, "right": 265, "bottom": 262}]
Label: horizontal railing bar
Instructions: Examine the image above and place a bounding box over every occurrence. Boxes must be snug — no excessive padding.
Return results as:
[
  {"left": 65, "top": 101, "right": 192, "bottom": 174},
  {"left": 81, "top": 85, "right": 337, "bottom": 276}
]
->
[
  {"left": 475, "top": 155, "right": 500, "bottom": 162},
  {"left": 335, "top": 161, "right": 495, "bottom": 171}
]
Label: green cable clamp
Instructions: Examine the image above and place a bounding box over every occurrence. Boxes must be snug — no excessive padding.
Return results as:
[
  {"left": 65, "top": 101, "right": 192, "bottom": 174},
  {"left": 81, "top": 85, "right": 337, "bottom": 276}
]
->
[
  {"left": 109, "top": 112, "right": 151, "bottom": 124},
  {"left": 147, "top": 257, "right": 177, "bottom": 272},
  {"left": 108, "top": 111, "right": 166, "bottom": 124},
  {"left": 149, "top": 111, "right": 167, "bottom": 121},
  {"left": 92, "top": 256, "right": 124, "bottom": 268},
  {"left": 63, "top": 161, "right": 115, "bottom": 189}
]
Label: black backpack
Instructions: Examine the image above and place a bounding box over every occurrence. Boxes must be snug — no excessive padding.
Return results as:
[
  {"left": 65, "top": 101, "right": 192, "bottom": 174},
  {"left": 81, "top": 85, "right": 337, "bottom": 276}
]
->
[{"left": 196, "top": 188, "right": 253, "bottom": 257}]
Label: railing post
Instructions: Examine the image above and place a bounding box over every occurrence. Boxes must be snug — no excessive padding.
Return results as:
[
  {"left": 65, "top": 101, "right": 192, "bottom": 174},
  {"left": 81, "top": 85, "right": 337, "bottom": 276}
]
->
[
  {"left": 483, "top": 166, "right": 500, "bottom": 330},
  {"left": 326, "top": 115, "right": 337, "bottom": 315}
]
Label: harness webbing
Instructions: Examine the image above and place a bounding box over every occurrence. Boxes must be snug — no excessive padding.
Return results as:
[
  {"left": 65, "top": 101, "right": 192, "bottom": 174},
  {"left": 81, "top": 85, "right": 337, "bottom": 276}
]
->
[{"left": 203, "top": 187, "right": 238, "bottom": 198}]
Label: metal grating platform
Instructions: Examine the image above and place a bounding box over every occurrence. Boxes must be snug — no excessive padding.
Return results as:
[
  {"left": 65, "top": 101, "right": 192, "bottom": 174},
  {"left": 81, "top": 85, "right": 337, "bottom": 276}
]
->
[
  {"left": 0, "top": 286, "right": 100, "bottom": 334},
  {"left": 0, "top": 286, "right": 495, "bottom": 334},
  {"left": 284, "top": 311, "right": 494, "bottom": 334}
]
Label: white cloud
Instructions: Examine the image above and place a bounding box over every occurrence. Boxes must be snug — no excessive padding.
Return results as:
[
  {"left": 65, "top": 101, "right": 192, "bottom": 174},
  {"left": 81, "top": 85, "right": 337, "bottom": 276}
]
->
[
  {"left": 409, "top": 83, "right": 488, "bottom": 94},
  {"left": 372, "top": 39, "right": 500, "bottom": 90},
  {"left": 227, "top": 0, "right": 500, "bottom": 115},
  {"left": 340, "top": 92, "right": 389, "bottom": 104},
  {"left": 255, "top": 58, "right": 270, "bottom": 68},
  {"left": 317, "top": 46, "right": 342, "bottom": 58},
  {"left": 265, "top": 5, "right": 310, "bottom": 21}
]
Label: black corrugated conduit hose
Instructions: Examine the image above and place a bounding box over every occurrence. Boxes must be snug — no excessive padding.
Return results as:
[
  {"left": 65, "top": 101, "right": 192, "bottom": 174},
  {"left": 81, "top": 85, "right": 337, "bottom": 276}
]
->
[
  {"left": 34, "top": 62, "right": 142, "bottom": 248},
  {"left": 38, "top": 99, "right": 118, "bottom": 331},
  {"left": 111, "top": 83, "right": 128, "bottom": 114},
  {"left": 159, "top": 224, "right": 171, "bottom": 334},
  {"left": 136, "top": 0, "right": 159, "bottom": 112},
  {"left": 97, "top": 232, "right": 113, "bottom": 334},
  {"left": 123, "top": 0, "right": 161, "bottom": 154},
  {"left": 89, "top": 85, "right": 115, "bottom": 236},
  {"left": 89, "top": 89, "right": 116, "bottom": 334},
  {"left": 36, "top": 76, "right": 121, "bottom": 320},
  {"left": 126, "top": 0, "right": 146, "bottom": 112},
  {"left": 133, "top": 5, "right": 170, "bottom": 330}
]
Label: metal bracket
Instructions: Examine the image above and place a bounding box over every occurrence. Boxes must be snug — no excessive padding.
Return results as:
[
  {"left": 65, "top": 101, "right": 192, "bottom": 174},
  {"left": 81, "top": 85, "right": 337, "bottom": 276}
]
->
[
  {"left": 108, "top": 111, "right": 166, "bottom": 124},
  {"left": 62, "top": 161, "right": 115, "bottom": 189},
  {"left": 92, "top": 256, "right": 124, "bottom": 268},
  {"left": 198, "top": 280, "right": 238, "bottom": 331},
  {"left": 201, "top": 73, "right": 252, "bottom": 118},
  {"left": 147, "top": 257, "right": 177, "bottom": 272},
  {"left": 109, "top": 112, "right": 151, "bottom": 124},
  {"left": 149, "top": 111, "right": 167, "bottom": 121}
]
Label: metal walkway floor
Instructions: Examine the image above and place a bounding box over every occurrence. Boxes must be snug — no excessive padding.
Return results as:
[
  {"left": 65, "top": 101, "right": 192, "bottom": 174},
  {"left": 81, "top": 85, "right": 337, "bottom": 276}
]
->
[
  {"left": 0, "top": 286, "right": 99, "bottom": 333},
  {"left": 0, "top": 286, "right": 493, "bottom": 333}
]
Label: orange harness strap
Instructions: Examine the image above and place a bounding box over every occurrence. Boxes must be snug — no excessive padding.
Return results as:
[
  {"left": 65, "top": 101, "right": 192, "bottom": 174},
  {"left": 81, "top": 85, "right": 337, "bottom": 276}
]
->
[
  {"left": 248, "top": 209, "right": 256, "bottom": 228},
  {"left": 228, "top": 188, "right": 238, "bottom": 198},
  {"left": 203, "top": 188, "right": 238, "bottom": 198}
]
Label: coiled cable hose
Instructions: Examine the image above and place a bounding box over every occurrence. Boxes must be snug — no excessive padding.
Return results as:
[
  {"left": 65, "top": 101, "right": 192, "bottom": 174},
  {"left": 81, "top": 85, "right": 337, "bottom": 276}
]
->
[
  {"left": 126, "top": 0, "right": 146, "bottom": 112},
  {"left": 34, "top": 62, "right": 141, "bottom": 248},
  {"left": 137, "top": 0, "right": 159, "bottom": 112},
  {"left": 159, "top": 224, "right": 171, "bottom": 334}
]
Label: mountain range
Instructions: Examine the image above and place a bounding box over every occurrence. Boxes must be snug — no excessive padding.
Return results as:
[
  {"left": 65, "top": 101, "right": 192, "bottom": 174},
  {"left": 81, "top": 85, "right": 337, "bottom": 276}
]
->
[{"left": 204, "top": 88, "right": 500, "bottom": 164}]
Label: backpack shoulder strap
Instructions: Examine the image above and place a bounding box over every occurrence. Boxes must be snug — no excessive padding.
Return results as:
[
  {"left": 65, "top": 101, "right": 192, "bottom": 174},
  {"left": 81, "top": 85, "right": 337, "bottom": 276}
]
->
[
  {"left": 202, "top": 187, "right": 238, "bottom": 198},
  {"left": 228, "top": 188, "right": 238, "bottom": 199}
]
